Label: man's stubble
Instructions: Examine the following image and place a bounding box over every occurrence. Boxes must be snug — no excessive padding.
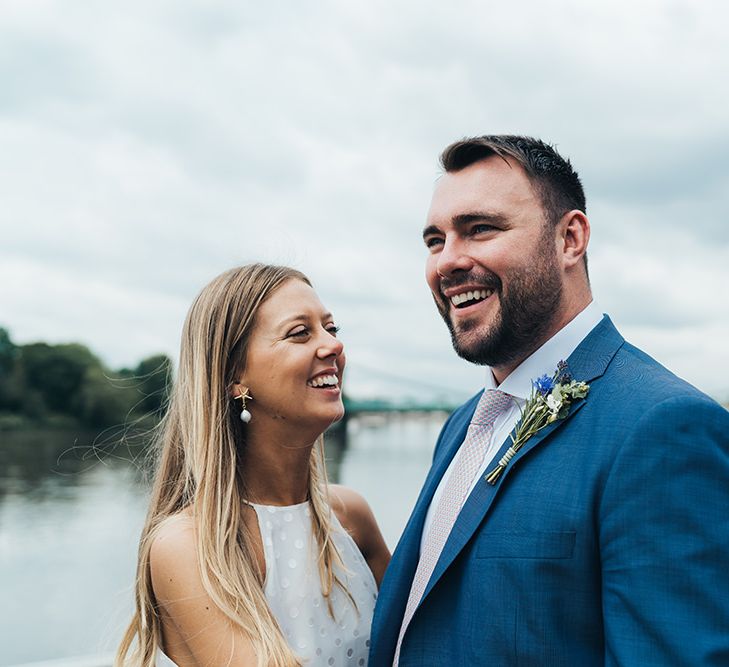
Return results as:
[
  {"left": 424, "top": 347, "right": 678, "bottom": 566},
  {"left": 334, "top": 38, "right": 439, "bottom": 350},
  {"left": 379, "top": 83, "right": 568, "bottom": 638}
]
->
[{"left": 438, "top": 232, "right": 564, "bottom": 368}]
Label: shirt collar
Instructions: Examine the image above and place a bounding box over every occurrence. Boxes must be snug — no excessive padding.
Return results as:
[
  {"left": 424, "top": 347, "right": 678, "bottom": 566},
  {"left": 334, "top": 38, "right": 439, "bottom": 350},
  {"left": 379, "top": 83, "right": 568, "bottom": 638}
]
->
[{"left": 484, "top": 301, "right": 604, "bottom": 400}]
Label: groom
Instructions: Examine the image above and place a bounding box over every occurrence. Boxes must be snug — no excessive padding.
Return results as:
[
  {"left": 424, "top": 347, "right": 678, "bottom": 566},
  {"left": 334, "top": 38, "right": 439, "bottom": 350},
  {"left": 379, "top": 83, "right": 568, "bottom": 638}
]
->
[{"left": 369, "top": 135, "right": 729, "bottom": 665}]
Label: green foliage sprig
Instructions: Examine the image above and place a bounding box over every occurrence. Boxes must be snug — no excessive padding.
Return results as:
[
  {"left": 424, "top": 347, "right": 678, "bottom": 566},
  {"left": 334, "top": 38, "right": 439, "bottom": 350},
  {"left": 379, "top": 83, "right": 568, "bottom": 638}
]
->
[{"left": 485, "top": 361, "right": 589, "bottom": 485}]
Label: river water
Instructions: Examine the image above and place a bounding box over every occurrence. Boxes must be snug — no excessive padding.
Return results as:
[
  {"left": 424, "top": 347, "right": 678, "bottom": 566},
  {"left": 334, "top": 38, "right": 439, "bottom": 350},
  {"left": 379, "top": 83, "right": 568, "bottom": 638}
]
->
[{"left": 0, "top": 414, "right": 446, "bottom": 666}]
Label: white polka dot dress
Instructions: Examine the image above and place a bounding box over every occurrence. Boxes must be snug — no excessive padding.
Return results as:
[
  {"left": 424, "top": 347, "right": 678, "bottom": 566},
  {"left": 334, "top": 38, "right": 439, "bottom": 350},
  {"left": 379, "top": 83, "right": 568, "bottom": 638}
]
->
[
  {"left": 155, "top": 501, "right": 377, "bottom": 667},
  {"left": 252, "top": 500, "right": 377, "bottom": 666}
]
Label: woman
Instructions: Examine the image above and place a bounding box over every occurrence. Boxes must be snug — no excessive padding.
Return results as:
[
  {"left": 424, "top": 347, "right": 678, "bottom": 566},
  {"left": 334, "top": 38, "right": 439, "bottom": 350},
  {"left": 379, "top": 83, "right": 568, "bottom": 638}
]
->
[{"left": 116, "top": 264, "right": 390, "bottom": 667}]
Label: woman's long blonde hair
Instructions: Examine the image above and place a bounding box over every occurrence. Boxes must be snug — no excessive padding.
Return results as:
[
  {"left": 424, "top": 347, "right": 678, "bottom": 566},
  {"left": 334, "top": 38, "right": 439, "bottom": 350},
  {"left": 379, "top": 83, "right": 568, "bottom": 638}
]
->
[{"left": 116, "top": 264, "right": 350, "bottom": 667}]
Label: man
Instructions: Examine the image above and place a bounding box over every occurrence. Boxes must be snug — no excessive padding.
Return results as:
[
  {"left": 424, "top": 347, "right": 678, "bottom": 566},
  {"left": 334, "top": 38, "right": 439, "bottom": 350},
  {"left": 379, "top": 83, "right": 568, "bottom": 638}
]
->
[{"left": 369, "top": 135, "right": 729, "bottom": 666}]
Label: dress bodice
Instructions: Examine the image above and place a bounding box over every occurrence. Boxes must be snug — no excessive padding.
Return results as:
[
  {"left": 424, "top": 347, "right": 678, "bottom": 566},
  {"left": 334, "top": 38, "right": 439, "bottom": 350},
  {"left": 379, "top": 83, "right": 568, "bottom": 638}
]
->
[
  {"left": 253, "top": 501, "right": 376, "bottom": 664},
  {"left": 157, "top": 500, "right": 377, "bottom": 666}
]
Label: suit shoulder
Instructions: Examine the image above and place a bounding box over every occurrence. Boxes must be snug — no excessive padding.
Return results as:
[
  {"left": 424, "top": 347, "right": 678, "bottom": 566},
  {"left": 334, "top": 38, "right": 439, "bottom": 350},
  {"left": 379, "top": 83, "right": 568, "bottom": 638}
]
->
[{"left": 604, "top": 340, "right": 722, "bottom": 409}]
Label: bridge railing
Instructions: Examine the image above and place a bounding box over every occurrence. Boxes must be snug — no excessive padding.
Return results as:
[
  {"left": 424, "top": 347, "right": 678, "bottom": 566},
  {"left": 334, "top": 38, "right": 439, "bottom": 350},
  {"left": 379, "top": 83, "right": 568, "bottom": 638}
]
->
[{"left": 6, "top": 655, "right": 114, "bottom": 667}]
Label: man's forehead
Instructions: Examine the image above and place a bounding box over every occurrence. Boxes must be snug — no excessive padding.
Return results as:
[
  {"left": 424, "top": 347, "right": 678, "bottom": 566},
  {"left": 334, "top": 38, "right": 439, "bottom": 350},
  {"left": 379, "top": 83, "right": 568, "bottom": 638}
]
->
[{"left": 428, "top": 156, "right": 537, "bottom": 219}]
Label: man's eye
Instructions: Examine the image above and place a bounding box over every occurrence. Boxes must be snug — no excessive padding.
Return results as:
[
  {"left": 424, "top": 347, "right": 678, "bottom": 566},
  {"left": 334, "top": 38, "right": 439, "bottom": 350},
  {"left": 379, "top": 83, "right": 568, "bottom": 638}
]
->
[
  {"left": 424, "top": 237, "right": 444, "bottom": 249},
  {"left": 471, "top": 224, "right": 496, "bottom": 234}
]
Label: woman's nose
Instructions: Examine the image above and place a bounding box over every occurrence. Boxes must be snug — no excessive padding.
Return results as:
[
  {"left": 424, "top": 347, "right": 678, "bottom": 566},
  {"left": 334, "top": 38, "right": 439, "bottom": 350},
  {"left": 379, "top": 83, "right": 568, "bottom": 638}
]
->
[{"left": 317, "top": 331, "right": 344, "bottom": 358}]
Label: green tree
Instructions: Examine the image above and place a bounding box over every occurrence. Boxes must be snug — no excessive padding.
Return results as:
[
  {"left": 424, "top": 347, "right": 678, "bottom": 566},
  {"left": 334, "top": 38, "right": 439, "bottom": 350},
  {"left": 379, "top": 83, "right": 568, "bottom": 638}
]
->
[
  {"left": 0, "top": 328, "right": 23, "bottom": 413},
  {"left": 76, "top": 365, "right": 137, "bottom": 428},
  {"left": 0, "top": 327, "right": 172, "bottom": 430},
  {"left": 20, "top": 342, "right": 103, "bottom": 418},
  {"left": 132, "top": 354, "right": 172, "bottom": 417},
  {"left": 0, "top": 327, "right": 17, "bottom": 373}
]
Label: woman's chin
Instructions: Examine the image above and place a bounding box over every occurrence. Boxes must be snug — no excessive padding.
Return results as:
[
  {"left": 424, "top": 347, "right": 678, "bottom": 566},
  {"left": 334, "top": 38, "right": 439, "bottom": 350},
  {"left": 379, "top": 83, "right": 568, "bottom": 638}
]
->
[
  {"left": 329, "top": 408, "right": 346, "bottom": 426},
  {"left": 317, "top": 404, "right": 346, "bottom": 433},
  {"left": 290, "top": 405, "right": 345, "bottom": 440},
  {"left": 321, "top": 405, "right": 345, "bottom": 429}
]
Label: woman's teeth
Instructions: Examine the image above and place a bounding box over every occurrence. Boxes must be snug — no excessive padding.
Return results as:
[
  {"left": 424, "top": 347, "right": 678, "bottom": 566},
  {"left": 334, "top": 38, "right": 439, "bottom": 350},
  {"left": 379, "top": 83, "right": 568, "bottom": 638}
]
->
[
  {"left": 450, "top": 289, "right": 494, "bottom": 307},
  {"left": 307, "top": 374, "right": 339, "bottom": 388}
]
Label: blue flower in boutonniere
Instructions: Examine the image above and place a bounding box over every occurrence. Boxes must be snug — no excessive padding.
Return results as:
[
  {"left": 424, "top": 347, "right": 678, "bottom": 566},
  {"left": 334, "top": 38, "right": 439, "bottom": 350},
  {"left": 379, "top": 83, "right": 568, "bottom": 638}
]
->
[{"left": 485, "top": 360, "right": 590, "bottom": 485}]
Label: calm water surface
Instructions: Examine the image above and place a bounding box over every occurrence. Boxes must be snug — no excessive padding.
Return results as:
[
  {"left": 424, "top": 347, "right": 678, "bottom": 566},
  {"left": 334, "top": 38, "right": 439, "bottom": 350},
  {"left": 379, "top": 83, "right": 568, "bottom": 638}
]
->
[{"left": 0, "top": 414, "right": 446, "bottom": 666}]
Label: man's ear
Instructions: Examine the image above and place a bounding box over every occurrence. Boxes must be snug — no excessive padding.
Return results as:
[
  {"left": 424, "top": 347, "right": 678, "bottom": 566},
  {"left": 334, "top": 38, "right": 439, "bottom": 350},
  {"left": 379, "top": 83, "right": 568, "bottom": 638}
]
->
[{"left": 558, "top": 210, "right": 590, "bottom": 270}]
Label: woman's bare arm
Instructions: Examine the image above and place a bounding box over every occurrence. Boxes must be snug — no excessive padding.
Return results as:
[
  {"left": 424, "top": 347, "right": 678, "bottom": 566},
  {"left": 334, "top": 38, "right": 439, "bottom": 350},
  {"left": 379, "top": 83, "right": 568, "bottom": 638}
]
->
[{"left": 150, "top": 514, "right": 260, "bottom": 667}]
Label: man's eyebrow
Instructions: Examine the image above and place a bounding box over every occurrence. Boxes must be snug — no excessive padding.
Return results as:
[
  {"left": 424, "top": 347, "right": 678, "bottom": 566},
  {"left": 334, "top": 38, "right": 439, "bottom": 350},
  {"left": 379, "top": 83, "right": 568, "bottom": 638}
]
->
[
  {"left": 452, "top": 212, "right": 509, "bottom": 226},
  {"left": 422, "top": 212, "right": 509, "bottom": 239},
  {"left": 422, "top": 224, "right": 441, "bottom": 239}
]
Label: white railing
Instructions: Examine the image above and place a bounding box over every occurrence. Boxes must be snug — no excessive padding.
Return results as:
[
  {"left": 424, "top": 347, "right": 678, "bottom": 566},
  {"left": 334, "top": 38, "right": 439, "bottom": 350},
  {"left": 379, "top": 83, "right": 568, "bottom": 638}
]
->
[{"left": 7, "top": 655, "right": 114, "bottom": 667}]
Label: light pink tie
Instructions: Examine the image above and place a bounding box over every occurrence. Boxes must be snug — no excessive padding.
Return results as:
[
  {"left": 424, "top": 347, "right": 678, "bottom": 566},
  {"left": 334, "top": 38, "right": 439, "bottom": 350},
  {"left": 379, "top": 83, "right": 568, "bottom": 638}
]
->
[{"left": 393, "top": 389, "right": 512, "bottom": 665}]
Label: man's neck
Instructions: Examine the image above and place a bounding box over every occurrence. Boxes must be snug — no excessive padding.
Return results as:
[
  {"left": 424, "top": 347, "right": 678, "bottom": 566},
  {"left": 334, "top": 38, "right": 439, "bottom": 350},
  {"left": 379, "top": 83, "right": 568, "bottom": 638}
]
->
[{"left": 491, "top": 296, "right": 594, "bottom": 386}]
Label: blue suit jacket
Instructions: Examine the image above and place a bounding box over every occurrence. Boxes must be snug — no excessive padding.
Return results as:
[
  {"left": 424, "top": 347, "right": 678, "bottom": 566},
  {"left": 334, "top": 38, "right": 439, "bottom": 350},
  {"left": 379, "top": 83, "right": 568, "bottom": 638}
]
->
[{"left": 369, "top": 317, "right": 729, "bottom": 666}]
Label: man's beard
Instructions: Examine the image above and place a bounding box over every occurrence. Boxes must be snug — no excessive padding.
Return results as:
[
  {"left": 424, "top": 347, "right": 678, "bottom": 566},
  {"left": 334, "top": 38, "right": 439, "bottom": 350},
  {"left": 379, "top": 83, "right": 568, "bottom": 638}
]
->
[{"left": 436, "top": 243, "right": 563, "bottom": 368}]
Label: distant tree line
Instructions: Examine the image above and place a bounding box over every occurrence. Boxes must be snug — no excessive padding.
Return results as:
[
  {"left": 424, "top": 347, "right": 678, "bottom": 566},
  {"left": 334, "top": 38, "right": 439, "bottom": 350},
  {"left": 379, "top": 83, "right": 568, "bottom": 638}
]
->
[{"left": 0, "top": 327, "right": 171, "bottom": 431}]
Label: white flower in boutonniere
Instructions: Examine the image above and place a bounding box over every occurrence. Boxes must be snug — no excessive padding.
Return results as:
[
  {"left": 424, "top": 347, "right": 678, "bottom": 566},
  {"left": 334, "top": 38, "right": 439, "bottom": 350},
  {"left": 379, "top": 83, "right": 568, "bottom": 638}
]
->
[
  {"left": 485, "top": 360, "right": 590, "bottom": 485},
  {"left": 545, "top": 393, "right": 562, "bottom": 415}
]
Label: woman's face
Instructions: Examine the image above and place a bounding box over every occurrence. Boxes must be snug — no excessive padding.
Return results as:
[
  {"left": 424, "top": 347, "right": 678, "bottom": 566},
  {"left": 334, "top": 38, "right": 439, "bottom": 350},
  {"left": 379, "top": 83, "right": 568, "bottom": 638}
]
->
[{"left": 237, "top": 279, "right": 345, "bottom": 434}]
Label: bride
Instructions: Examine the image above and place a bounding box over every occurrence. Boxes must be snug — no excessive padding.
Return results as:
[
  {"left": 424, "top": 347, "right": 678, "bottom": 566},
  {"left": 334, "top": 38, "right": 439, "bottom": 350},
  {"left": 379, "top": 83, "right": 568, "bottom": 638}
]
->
[{"left": 115, "top": 264, "right": 390, "bottom": 666}]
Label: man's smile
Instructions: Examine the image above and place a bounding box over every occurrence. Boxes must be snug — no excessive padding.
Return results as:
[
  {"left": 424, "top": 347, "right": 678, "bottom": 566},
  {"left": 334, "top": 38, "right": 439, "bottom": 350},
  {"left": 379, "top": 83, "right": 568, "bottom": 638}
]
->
[{"left": 448, "top": 288, "right": 495, "bottom": 309}]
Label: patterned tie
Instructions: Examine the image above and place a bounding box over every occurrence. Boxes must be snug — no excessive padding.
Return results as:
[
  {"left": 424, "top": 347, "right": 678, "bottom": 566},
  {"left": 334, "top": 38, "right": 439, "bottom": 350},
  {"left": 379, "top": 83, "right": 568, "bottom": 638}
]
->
[{"left": 393, "top": 389, "right": 512, "bottom": 665}]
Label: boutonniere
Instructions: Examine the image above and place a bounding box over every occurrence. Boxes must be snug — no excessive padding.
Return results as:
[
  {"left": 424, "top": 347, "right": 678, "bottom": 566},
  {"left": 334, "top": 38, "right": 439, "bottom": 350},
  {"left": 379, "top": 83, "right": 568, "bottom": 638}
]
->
[{"left": 485, "top": 360, "right": 590, "bottom": 485}]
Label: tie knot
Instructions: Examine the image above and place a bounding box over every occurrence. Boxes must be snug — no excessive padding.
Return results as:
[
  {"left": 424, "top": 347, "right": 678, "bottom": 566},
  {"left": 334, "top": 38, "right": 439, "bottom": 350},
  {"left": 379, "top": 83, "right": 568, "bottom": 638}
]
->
[{"left": 471, "top": 389, "right": 512, "bottom": 425}]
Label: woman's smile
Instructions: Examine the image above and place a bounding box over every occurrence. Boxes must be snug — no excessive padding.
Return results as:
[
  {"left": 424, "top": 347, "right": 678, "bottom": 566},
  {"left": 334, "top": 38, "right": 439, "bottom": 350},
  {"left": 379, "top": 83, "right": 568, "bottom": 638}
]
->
[{"left": 238, "top": 278, "right": 346, "bottom": 432}]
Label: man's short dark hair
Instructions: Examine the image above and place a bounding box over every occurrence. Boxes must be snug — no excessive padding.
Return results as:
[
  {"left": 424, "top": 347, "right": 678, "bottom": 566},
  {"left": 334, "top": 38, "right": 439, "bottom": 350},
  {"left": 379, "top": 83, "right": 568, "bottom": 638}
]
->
[{"left": 440, "top": 135, "right": 586, "bottom": 227}]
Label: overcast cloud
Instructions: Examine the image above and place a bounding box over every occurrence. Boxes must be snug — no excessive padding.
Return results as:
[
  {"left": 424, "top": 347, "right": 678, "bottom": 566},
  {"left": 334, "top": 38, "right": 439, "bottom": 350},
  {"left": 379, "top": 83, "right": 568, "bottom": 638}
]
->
[{"left": 1, "top": 0, "right": 727, "bottom": 403}]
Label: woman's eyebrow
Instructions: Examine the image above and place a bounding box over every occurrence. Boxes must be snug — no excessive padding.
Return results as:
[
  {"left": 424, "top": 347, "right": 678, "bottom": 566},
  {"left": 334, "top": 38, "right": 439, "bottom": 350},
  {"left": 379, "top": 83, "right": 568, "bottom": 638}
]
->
[{"left": 278, "top": 311, "right": 333, "bottom": 327}]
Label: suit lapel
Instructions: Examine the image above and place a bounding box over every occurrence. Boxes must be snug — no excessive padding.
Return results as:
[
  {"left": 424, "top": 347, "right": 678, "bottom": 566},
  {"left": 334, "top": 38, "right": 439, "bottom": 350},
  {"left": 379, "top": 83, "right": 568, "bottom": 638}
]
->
[
  {"left": 403, "top": 392, "right": 481, "bottom": 551},
  {"left": 373, "top": 393, "right": 480, "bottom": 632},
  {"left": 419, "top": 316, "right": 625, "bottom": 605}
]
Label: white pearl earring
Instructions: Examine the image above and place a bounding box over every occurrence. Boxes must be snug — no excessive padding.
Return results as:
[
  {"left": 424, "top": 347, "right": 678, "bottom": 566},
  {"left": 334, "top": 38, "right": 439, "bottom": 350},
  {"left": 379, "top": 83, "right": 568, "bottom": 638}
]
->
[{"left": 236, "top": 390, "right": 252, "bottom": 423}]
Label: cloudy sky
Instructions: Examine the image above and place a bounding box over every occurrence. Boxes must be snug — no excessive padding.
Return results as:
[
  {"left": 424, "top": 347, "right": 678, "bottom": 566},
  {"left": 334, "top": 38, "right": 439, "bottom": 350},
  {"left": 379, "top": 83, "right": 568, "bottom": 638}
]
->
[{"left": 1, "top": 0, "right": 727, "bottom": 404}]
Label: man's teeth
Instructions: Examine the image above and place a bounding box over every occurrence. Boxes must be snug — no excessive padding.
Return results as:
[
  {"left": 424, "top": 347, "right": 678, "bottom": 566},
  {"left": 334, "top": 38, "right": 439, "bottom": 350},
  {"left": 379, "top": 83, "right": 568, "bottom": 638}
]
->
[
  {"left": 450, "top": 289, "right": 494, "bottom": 307},
  {"left": 307, "top": 374, "right": 339, "bottom": 388}
]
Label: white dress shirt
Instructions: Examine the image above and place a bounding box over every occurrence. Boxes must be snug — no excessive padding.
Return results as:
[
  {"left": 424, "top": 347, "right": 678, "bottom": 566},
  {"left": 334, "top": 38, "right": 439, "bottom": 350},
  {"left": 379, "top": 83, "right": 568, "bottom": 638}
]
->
[{"left": 420, "top": 302, "right": 604, "bottom": 552}]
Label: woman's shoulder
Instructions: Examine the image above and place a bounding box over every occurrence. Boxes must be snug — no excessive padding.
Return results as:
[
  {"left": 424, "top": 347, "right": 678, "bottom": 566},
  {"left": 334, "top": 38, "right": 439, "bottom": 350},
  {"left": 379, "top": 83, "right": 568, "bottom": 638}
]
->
[
  {"left": 147, "top": 511, "right": 262, "bottom": 664},
  {"left": 327, "top": 485, "right": 390, "bottom": 585},
  {"left": 151, "top": 510, "right": 195, "bottom": 555},
  {"left": 328, "top": 484, "right": 373, "bottom": 531},
  {"left": 149, "top": 510, "right": 199, "bottom": 598},
  {"left": 327, "top": 485, "right": 381, "bottom": 551}
]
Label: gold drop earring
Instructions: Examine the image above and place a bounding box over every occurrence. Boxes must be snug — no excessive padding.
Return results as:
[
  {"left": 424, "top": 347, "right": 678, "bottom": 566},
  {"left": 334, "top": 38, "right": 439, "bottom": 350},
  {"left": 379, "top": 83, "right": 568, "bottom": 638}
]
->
[{"left": 235, "top": 389, "right": 253, "bottom": 423}]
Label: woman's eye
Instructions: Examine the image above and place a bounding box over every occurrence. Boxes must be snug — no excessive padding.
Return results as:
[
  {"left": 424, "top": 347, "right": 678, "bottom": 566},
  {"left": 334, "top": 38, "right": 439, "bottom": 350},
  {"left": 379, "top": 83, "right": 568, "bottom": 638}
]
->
[
  {"left": 287, "top": 327, "right": 309, "bottom": 339},
  {"left": 326, "top": 325, "right": 340, "bottom": 337}
]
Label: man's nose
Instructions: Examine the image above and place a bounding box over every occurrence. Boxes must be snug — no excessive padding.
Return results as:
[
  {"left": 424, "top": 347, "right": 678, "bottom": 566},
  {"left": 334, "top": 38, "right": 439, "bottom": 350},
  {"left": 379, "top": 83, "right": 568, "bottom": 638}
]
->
[{"left": 437, "top": 237, "right": 474, "bottom": 277}]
